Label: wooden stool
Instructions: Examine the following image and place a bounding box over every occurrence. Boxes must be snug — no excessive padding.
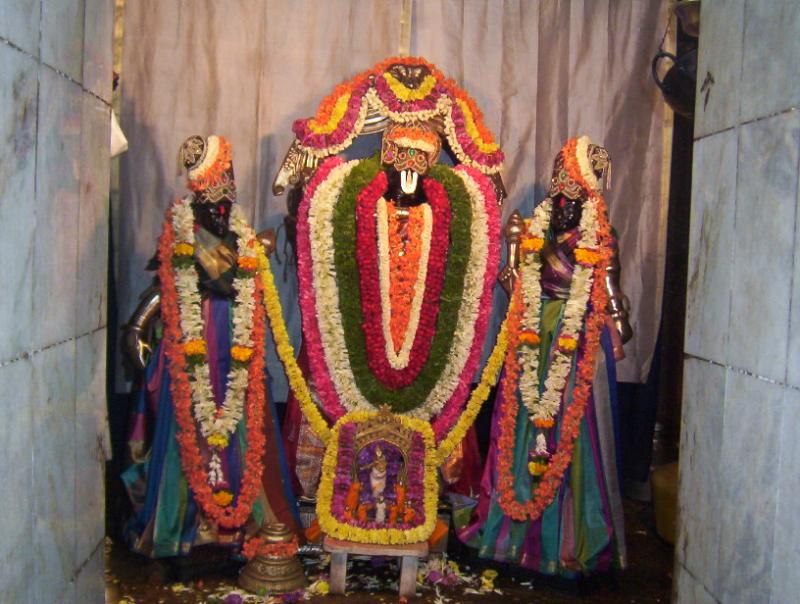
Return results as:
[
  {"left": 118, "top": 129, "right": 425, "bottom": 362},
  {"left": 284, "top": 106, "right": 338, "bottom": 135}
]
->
[{"left": 323, "top": 536, "right": 429, "bottom": 598}]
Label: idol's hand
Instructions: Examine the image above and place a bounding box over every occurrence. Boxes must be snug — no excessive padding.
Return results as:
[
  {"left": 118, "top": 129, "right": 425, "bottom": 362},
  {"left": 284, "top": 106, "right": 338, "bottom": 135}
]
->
[
  {"left": 122, "top": 326, "right": 151, "bottom": 372},
  {"left": 498, "top": 264, "right": 518, "bottom": 297}
]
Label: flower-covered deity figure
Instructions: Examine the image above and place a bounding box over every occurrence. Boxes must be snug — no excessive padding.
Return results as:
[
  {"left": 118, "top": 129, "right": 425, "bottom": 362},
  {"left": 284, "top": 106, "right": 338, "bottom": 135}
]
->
[
  {"left": 264, "top": 57, "right": 510, "bottom": 545},
  {"left": 457, "top": 136, "right": 632, "bottom": 577},
  {"left": 121, "top": 135, "right": 298, "bottom": 558}
]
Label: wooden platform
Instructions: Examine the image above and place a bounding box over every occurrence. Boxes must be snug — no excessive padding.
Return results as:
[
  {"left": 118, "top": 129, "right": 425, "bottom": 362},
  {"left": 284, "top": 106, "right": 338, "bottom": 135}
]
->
[{"left": 323, "top": 536, "right": 429, "bottom": 598}]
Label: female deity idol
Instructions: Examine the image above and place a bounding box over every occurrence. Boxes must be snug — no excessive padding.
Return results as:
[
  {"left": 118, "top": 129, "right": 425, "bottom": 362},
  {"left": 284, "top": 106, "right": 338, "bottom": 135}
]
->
[
  {"left": 121, "top": 135, "right": 298, "bottom": 558},
  {"left": 457, "top": 136, "right": 632, "bottom": 577}
]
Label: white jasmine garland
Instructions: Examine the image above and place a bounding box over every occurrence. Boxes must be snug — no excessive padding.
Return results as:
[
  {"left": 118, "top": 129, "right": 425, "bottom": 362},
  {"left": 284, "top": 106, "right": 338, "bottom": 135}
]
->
[
  {"left": 364, "top": 88, "right": 444, "bottom": 125},
  {"left": 376, "top": 198, "right": 433, "bottom": 370},
  {"left": 170, "top": 198, "right": 259, "bottom": 442},
  {"left": 516, "top": 196, "right": 602, "bottom": 432},
  {"left": 306, "top": 162, "right": 491, "bottom": 420}
]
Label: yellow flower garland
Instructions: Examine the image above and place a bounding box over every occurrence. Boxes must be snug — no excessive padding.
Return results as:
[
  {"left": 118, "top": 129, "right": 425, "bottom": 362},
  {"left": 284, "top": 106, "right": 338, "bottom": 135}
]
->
[
  {"left": 316, "top": 411, "right": 439, "bottom": 544},
  {"left": 433, "top": 320, "right": 508, "bottom": 465},
  {"left": 257, "top": 246, "right": 331, "bottom": 443},
  {"left": 455, "top": 99, "right": 501, "bottom": 154},
  {"left": 309, "top": 92, "right": 352, "bottom": 135},
  {"left": 383, "top": 72, "right": 438, "bottom": 101}
]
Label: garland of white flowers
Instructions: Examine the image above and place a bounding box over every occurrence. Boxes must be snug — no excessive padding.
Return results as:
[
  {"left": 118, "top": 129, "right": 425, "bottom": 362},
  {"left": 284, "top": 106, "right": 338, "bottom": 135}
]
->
[
  {"left": 364, "top": 88, "right": 446, "bottom": 125},
  {"left": 305, "top": 163, "right": 492, "bottom": 420},
  {"left": 376, "top": 198, "right": 433, "bottom": 370},
  {"left": 518, "top": 195, "right": 601, "bottom": 456},
  {"left": 170, "top": 197, "right": 259, "bottom": 470}
]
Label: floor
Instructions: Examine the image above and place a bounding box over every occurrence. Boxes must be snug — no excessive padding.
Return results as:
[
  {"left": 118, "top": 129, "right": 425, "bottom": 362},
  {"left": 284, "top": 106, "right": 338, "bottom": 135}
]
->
[{"left": 106, "top": 499, "right": 674, "bottom": 604}]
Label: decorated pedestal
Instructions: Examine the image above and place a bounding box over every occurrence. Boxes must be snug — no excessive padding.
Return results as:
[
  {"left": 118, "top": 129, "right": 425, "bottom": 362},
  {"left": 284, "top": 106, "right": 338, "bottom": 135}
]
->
[{"left": 238, "top": 523, "right": 306, "bottom": 595}]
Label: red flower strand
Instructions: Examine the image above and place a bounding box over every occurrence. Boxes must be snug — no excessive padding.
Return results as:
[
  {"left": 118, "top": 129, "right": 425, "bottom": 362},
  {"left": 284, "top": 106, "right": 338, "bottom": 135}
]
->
[
  {"left": 355, "top": 173, "right": 451, "bottom": 389},
  {"left": 157, "top": 210, "right": 268, "bottom": 529},
  {"left": 495, "top": 195, "right": 613, "bottom": 521}
]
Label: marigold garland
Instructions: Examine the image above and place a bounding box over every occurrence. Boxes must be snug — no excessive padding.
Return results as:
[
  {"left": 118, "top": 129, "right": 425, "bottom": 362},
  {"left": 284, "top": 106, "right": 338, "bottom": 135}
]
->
[
  {"left": 495, "top": 192, "right": 614, "bottom": 522},
  {"left": 257, "top": 242, "right": 331, "bottom": 443},
  {"left": 380, "top": 200, "right": 431, "bottom": 360},
  {"left": 157, "top": 208, "right": 269, "bottom": 528}
]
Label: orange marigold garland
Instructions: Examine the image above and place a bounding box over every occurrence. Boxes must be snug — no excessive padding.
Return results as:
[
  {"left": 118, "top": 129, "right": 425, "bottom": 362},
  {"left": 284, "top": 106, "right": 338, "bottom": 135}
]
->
[
  {"left": 386, "top": 202, "right": 426, "bottom": 352},
  {"left": 496, "top": 193, "right": 613, "bottom": 521},
  {"left": 157, "top": 211, "right": 268, "bottom": 529}
]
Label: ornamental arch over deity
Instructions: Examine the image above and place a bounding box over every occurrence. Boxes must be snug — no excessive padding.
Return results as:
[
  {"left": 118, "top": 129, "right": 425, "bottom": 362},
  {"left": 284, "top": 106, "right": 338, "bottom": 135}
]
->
[{"left": 272, "top": 56, "right": 507, "bottom": 204}]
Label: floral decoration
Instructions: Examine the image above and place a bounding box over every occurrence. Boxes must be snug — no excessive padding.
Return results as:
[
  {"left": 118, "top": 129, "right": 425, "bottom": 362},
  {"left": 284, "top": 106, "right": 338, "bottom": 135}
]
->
[
  {"left": 379, "top": 200, "right": 432, "bottom": 361},
  {"left": 296, "top": 156, "right": 499, "bottom": 422},
  {"left": 494, "top": 138, "right": 614, "bottom": 521},
  {"left": 241, "top": 535, "right": 299, "bottom": 560},
  {"left": 258, "top": 242, "right": 331, "bottom": 442},
  {"left": 169, "top": 198, "right": 259, "bottom": 446},
  {"left": 315, "top": 412, "right": 439, "bottom": 544},
  {"left": 187, "top": 136, "right": 233, "bottom": 192},
  {"left": 292, "top": 57, "right": 504, "bottom": 174},
  {"left": 157, "top": 200, "right": 268, "bottom": 528}
]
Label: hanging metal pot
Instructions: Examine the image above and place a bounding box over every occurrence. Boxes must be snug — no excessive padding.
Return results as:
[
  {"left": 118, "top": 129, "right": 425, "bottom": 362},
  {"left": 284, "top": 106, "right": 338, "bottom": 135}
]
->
[{"left": 652, "top": 48, "right": 697, "bottom": 119}]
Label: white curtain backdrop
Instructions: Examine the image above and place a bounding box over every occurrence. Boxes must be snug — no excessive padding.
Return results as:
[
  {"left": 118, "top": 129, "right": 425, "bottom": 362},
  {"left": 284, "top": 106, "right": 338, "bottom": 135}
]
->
[{"left": 116, "top": 0, "right": 670, "bottom": 395}]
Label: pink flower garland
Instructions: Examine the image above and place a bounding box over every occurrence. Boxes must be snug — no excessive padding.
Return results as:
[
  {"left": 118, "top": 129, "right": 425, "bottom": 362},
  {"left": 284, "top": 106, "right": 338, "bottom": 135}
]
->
[
  {"left": 447, "top": 98, "right": 504, "bottom": 169},
  {"left": 373, "top": 74, "right": 446, "bottom": 114},
  {"left": 296, "top": 156, "right": 349, "bottom": 422},
  {"left": 355, "top": 174, "right": 452, "bottom": 388},
  {"left": 295, "top": 159, "right": 499, "bottom": 432},
  {"left": 431, "top": 166, "right": 500, "bottom": 440}
]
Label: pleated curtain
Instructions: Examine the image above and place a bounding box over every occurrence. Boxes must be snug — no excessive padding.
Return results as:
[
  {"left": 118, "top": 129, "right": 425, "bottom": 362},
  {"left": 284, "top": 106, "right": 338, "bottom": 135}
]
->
[{"left": 116, "top": 0, "right": 671, "bottom": 396}]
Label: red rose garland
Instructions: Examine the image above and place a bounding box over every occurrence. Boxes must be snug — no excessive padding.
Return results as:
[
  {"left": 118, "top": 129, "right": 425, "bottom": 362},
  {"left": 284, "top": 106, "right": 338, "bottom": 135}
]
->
[
  {"left": 157, "top": 210, "right": 268, "bottom": 529},
  {"left": 495, "top": 194, "right": 612, "bottom": 521},
  {"left": 355, "top": 173, "right": 451, "bottom": 388}
]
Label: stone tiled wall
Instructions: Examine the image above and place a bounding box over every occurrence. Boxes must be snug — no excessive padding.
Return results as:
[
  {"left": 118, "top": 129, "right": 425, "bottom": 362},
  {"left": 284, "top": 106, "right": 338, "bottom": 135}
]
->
[
  {"left": 675, "top": 1, "right": 800, "bottom": 603},
  {"left": 0, "top": 1, "right": 113, "bottom": 602}
]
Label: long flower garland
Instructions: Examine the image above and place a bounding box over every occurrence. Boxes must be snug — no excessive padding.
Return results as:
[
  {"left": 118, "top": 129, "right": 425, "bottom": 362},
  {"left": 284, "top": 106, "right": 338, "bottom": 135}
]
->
[
  {"left": 157, "top": 201, "right": 268, "bottom": 528},
  {"left": 170, "top": 199, "right": 259, "bottom": 447},
  {"left": 495, "top": 190, "right": 613, "bottom": 521},
  {"left": 355, "top": 172, "right": 452, "bottom": 388},
  {"left": 297, "top": 157, "right": 499, "bottom": 420},
  {"left": 433, "top": 319, "right": 508, "bottom": 464},
  {"left": 258, "top": 245, "right": 331, "bottom": 443},
  {"left": 379, "top": 200, "right": 432, "bottom": 364}
]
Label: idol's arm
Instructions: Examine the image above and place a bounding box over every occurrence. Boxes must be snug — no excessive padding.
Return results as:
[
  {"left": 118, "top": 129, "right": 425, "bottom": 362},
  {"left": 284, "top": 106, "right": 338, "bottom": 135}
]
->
[
  {"left": 257, "top": 228, "right": 277, "bottom": 257},
  {"left": 605, "top": 235, "right": 633, "bottom": 344},
  {"left": 499, "top": 209, "right": 525, "bottom": 297},
  {"left": 122, "top": 284, "right": 161, "bottom": 372}
]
